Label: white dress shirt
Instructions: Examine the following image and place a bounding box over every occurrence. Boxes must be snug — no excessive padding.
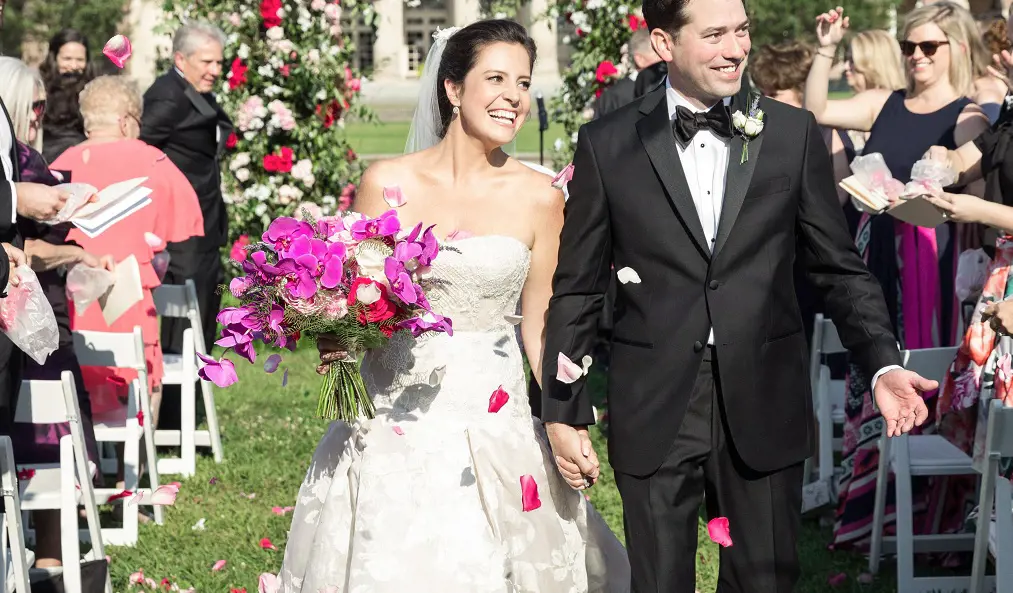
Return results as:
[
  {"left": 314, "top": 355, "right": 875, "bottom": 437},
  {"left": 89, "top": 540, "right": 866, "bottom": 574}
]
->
[
  {"left": 0, "top": 106, "right": 18, "bottom": 224},
  {"left": 663, "top": 79, "right": 899, "bottom": 390}
]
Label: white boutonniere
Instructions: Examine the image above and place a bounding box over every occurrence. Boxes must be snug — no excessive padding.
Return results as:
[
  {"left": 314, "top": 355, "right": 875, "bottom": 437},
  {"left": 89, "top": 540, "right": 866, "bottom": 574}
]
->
[{"left": 731, "top": 93, "right": 764, "bottom": 164}]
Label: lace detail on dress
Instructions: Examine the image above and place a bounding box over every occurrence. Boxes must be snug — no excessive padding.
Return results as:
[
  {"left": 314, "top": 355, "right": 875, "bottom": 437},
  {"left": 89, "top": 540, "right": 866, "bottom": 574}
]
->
[{"left": 274, "top": 236, "right": 630, "bottom": 593}]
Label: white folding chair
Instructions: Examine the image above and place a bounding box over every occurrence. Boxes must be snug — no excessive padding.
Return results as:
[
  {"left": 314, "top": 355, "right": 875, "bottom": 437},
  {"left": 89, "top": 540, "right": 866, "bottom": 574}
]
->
[
  {"left": 868, "top": 346, "right": 987, "bottom": 592},
  {"left": 72, "top": 327, "right": 164, "bottom": 537},
  {"left": 152, "top": 279, "right": 223, "bottom": 475},
  {"left": 971, "top": 399, "right": 1013, "bottom": 593},
  {"left": 803, "top": 313, "right": 848, "bottom": 488},
  {"left": 0, "top": 436, "right": 30, "bottom": 593},
  {"left": 13, "top": 372, "right": 110, "bottom": 593}
]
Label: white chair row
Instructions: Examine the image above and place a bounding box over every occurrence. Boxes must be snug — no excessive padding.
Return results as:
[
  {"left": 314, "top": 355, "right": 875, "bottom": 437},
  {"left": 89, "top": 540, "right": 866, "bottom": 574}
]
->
[{"left": 804, "top": 313, "right": 848, "bottom": 492}]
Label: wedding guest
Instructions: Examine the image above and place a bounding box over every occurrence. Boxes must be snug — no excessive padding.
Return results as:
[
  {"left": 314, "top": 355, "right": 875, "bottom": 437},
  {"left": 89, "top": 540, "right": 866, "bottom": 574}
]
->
[
  {"left": 957, "top": 12, "right": 1008, "bottom": 123},
  {"left": 805, "top": 3, "right": 989, "bottom": 549},
  {"left": 0, "top": 57, "right": 118, "bottom": 568},
  {"left": 840, "top": 30, "right": 907, "bottom": 155},
  {"left": 594, "top": 27, "right": 667, "bottom": 118},
  {"left": 51, "top": 76, "right": 203, "bottom": 486},
  {"left": 139, "top": 22, "right": 232, "bottom": 431},
  {"left": 38, "top": 29, "right": 94, "bottom": 163}
]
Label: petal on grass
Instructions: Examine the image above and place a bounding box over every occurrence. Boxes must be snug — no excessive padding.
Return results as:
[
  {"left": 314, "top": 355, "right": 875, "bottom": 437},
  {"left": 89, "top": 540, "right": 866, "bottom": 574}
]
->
[{"left": 264, "top": 354, "right": 282, "bottom": 373}]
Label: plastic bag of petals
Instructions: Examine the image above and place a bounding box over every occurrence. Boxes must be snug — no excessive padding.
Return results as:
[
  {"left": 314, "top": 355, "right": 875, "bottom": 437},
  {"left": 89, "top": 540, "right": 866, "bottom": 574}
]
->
[
  {"left": 65, "top": 263, "right": 115, "bottom": 313},
  {"left": 0, "top": 266, "right": 59, "bottom": 364},
  {"left": 903, "top": 158, "right": 959, "bottom": 197},
  {"left": 846, "top": 153, "right": 905, "bottom": 212}
]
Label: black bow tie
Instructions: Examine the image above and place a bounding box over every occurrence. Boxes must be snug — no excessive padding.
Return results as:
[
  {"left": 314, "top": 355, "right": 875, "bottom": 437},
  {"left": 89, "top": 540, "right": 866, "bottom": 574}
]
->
[{"left": 672, "top": 103, "right": 732, "bottom": 147}]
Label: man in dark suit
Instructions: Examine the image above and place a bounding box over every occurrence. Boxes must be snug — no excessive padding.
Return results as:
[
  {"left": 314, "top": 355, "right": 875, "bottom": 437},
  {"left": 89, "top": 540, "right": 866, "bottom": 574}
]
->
[
  {"left": 541, "top": 0, "right": 940, "bottom": 590},
  {"left": 140, "top": 22, "right": 232, "bottom": 427},
  {"left": 594, "top": 27, "right": 668, "bottom": 119}
]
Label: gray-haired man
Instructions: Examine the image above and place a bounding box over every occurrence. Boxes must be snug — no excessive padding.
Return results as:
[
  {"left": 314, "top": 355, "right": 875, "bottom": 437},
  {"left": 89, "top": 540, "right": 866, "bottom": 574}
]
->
[{"left": 140, "top": 22, "right": 233, "bottom": 428}]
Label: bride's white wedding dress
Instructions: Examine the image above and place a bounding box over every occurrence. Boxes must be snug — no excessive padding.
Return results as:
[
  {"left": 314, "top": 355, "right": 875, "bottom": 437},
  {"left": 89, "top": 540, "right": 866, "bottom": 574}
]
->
[{"left": 276, "top": 235, "right": 630, "bottom": 592}]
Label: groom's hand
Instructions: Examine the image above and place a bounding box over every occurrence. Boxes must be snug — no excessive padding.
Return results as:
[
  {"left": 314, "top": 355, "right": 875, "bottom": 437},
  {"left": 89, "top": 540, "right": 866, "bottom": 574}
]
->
[
  {"left": 873, "top": 369, "right": 936, "bottom": 437},
  {"left": 545, "top": 422, "right": 600, "bottom": 490}
]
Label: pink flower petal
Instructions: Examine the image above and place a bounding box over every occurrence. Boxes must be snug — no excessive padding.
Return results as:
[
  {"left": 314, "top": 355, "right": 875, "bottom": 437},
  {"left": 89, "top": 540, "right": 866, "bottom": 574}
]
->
[
  {"left": 706, "top": 517, "right": 733, "bottom": 547},
  {"left": 827, "top": 572, "right": 847, "bottom": 587},
  {"left": 556, "top": 352, "right": 590, "bottom": 384},
  {"left": 551, "top": 162, "right": 574, "bottom": 189},
  {"left": 258, "top": 573, "right": 279, "bottom": 593},
  {"left": 488, "top": 385, "right": 510, "bottom": 413},
  {"left": 393, "top": 425, "right": 404, "bottom": 435},
  {"left": 259, "top": 537, "right": 277, "bottom": 550},
  {"left": 106, "top": 490, "right": 134, "bottom": 504},
  {"left": 382, "top": 185, "right": 407, "bottom": 207},
  {"left": 857, "top": 572, "right": 874, "bottom": 584},
  {"left": 211, "top": 560, "right": 227, "bottom": 572},
  {"left": 16, "top": 468, "right": 35, "bottom": 480},
  {"left": 209, "top": 477, "right": 219, "bottom": 485},
  {"left": 282, "top": 369, "right": 289, "bottom": 387},
  {"left": 151, "top": 484, "right": 179, "bottom": 505},
  {"left": 264, "top": 354, "right": 283, "bottom": 373},
  {"left": 136, "top": 410, "right": 144, "bottom": 427},
  {"left": 520, "top": 474, "right": 541, "bottom": 512},
  {"left": 271, "top": 506, "right": 295, "bottom": 515},
  {"left": 102, "top": 35, "right": 132, "bottom": 68},
  {"left": 129, "top": 570, "right": 144, "bottom": 585},
  {"left": 446, "top": 229, "right": 473, "bottom": 241}
]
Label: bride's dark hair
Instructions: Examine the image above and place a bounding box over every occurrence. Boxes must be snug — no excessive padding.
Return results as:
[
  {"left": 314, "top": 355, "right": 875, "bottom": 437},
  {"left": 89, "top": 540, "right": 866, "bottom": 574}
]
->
[{"left": 436, "top": 19, "right": 537, "bottom": 137}]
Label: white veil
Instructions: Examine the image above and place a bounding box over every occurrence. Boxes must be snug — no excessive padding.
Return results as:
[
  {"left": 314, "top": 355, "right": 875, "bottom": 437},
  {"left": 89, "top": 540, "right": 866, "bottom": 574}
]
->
[{"left": 404, "top": 26, "right": 461, "bottom": 154}]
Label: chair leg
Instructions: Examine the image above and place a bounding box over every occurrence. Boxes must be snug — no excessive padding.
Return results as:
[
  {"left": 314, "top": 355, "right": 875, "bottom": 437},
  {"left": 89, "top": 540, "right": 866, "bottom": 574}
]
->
[
  {"left": 894, "top": 436, "right": 916, "bottom": 592},
  {"left": 60, "top": 438, "right": 82, "bottom": 593},
  {"left": 181, "top": 377, "right": 196, "bottom": 478},
  {"left": 971, "top": 459, "right": 997, "bottom": 593},
  {"left": 200, "top": 380, "right": 224, "bottom": 464},
  {"left": 869, "top": 435, "right": 891, "bottom": 575},
  {"left": 121, "top": 434, "right": 140, "bottom": 546},
  {"left": 143, "top": 420, "right": 164, "bottom": 525}
]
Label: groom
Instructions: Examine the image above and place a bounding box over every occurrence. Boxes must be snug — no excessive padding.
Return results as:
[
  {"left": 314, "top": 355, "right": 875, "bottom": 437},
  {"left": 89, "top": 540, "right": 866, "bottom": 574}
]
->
[{"left": 541, "top": 0, "right": 939, "bottom": 590}]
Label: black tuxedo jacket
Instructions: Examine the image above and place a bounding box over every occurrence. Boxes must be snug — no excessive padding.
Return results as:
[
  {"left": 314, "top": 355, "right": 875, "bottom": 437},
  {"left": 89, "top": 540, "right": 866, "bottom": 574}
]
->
[
  {"left": 541, "top": 86, "right": 902, "bottom": 477},
  {"left": 140, "top": 71, "right": 233, "bottom": 251},
  {"left": 0, "top": 100, "right": 22, "bottom": 411}
]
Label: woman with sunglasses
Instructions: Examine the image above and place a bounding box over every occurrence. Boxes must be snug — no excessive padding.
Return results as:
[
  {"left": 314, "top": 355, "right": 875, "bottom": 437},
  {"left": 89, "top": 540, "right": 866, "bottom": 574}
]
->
[{"left": 804, "top": 3, "right": 990, "bottom": 550}]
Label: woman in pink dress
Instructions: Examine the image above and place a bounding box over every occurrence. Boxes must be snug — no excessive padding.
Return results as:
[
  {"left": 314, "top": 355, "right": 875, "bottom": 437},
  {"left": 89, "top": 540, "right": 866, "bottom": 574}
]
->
[{"left": 50, "top": 75, "right": 204, "bottom": 481}]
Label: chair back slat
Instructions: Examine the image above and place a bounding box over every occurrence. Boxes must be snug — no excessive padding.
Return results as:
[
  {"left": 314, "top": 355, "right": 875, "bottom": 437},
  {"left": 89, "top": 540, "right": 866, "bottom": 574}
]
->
[
  {"left": 816, "top": 314, "right": 846, "bottom": 355},
  {"left": 152, "top": 284, "right": 190, "bottom": 318},
  {"left": 73, "top": 327, "right": 145, "bottom": 369},
  {"left": 899, "top": 347, "right": 958, "bottom": 385},
  {"left": 985, "top": 399, "right": 1013, "bottom": 458},
  {"left": 14, "top": 379, "right": 70, "bottom": 424}
]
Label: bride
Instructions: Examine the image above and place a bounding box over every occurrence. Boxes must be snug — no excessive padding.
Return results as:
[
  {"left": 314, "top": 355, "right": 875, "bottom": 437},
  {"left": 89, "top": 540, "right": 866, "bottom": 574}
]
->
[{"left": 271, "top": 19, "right": 630, "bottom": 593}]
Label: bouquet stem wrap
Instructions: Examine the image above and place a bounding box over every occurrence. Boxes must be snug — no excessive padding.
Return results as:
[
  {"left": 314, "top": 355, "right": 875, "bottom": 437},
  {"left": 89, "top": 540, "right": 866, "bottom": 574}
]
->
[{"left": 319, "top": 358, "right": 375, "bottom": 422}]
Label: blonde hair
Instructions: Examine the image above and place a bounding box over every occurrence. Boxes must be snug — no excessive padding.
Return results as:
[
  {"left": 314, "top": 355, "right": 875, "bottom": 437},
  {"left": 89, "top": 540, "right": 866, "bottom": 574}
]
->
[
  {"left": 79, "top": 75, "right": 143, "bottom": 132},
  {"left": 0, "top": 57, "right": 45, "bottom": 151},
  {"left": 849, "top": 30, "right": 907, "bottom": 91},
  {"left": 901, "top": 1, "right": 976, "bottom": 95}
]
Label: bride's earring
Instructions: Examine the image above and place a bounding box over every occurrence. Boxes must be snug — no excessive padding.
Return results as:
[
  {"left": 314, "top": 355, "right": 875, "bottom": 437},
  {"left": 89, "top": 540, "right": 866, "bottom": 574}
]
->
[{"left": 453, "top": 106, "right": 460, "bottom": 116}]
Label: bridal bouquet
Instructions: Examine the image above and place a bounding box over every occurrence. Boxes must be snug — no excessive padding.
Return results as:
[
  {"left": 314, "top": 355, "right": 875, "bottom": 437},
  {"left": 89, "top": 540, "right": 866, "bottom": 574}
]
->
[{"left": 202, "top": 209, "right": 453, "bottom": 423}]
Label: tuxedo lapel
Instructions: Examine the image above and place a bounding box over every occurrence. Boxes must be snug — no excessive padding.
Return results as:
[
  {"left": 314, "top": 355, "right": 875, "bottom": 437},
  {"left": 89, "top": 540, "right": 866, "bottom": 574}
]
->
[
  {"left": 1, "top": 100, "right": 19, "bottom": 182},
  {"left": 636, "top": 88, "right": 710, "bottom": 258},
  {"left": 183, "top": 84, "right": 218, "bottom": 119},
  {"left": 713, "top": 92, "right": 763, "bottom": 257}
]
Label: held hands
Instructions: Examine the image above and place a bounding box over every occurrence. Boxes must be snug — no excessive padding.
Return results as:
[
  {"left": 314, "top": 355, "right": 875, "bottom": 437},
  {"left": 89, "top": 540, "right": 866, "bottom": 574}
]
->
[
  {"left": 815, "top": 6, "right": 848, "bottom": 48},
  {"left": 316, "top": 333, "right": 349, "bottom": 375},
  {"left": 873, "top": 369, "right": 937, "bottom": 437},
  {"left": 545, "top": 421, "right": 600, "bottom": 490}
]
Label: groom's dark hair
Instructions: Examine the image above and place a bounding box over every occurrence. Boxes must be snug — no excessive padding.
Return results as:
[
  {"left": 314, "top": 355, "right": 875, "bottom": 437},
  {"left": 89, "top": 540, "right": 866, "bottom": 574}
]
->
[
  {"left": 437, "top": 19, "right": 536, "bottom": 137},
  {"left": 642, "top": 0, "right": 691, "bottom": 37}
]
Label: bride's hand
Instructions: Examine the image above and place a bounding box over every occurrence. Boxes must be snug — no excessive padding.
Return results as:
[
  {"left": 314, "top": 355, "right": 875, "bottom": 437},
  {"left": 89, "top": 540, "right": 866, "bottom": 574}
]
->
[{"left": 316, "top": 333, "right": 349, "bottom": 375}]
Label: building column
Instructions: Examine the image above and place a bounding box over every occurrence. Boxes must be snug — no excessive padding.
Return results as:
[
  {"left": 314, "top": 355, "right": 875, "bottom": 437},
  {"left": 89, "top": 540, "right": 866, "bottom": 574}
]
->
[
  {"left": 453, "top": 0, "right": 481, "bottom": 24},
  {"left": 372, "top": 0, "right": 406, "bottom": 80},
  {"left": 127, "top": 0, "right": 172, "bottom": 91},
  {"left": 526, "top": 0, "right": 559, "bottom": 83}
]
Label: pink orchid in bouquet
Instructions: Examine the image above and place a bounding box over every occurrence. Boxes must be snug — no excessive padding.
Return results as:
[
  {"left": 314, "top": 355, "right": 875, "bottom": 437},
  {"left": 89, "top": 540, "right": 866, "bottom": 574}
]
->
[{"left": 201, "top": 209, "right": 453, "bottom": 422}]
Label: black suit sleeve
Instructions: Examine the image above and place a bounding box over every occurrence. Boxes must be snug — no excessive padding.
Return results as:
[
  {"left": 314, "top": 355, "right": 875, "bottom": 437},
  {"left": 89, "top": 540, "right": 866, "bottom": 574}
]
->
[
  {"left": 140, "top": 91, "right": 185, "bottom": 149},
  {"left": 797, "top": 112, "right": 903, "bottom": 377},
  {"left": 540, "top": 125, "right": 612, "bottom": 425},
  {"left": 0, "top": 252, "right": 8, "bottom": 298},
  {"left": 0, "top": 181, "right": 13, "bottom": 235}
]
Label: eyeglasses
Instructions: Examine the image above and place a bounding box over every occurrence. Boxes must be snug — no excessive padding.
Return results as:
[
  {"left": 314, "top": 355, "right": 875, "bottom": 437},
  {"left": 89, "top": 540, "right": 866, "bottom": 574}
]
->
[
  {"left": 31, "top": 99, "right": 46, "bottom": 120},
  {"left": 899, "top": 40, "right": 950, "bottom": 57}
]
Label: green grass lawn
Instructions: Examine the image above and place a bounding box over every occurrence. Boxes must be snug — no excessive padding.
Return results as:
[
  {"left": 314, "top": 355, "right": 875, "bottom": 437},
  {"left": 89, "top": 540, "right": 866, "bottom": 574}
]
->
[
  {"left": 344, "top": 119, "right": 567, "bottom": 156},
  {"left": 104, "top": 345, "right": 910, "bottom": 592}
]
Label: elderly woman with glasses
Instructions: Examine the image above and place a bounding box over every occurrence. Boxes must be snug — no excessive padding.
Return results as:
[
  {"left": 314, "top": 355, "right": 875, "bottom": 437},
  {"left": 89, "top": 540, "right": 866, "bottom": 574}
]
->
[{"left": 49, "top": 75, "right": 204, "bottom": 511}]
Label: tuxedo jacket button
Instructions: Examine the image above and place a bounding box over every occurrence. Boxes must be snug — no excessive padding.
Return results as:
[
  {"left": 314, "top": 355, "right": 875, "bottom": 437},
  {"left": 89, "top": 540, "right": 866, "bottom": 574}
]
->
[
  {"left": 709, "top": 280, "right": 720, "bottom": 290},
  {"left": 693, "top": 341, "right": 704, "bottom": 352}
]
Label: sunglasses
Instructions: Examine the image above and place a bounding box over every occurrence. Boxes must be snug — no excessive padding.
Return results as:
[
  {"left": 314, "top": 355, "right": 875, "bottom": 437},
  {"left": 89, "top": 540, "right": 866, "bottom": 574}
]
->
[
  {"left": 31, "top": 99, "right": 46, "bottom": 119},
  {"left": 899, "top": 40, "right": 950, "bottom": 57}
]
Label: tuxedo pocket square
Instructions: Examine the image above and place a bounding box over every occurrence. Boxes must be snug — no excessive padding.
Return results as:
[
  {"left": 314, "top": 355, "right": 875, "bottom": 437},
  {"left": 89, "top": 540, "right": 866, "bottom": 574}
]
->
[{"left": 746, "top": 175, "right": 791, "bottom": 199}]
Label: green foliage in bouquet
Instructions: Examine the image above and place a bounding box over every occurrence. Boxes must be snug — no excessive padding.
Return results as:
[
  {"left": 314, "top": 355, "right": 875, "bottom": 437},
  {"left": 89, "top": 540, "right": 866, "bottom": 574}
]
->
[{"left": 158, "top": 0, "right": 378, "bottom": 247}]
